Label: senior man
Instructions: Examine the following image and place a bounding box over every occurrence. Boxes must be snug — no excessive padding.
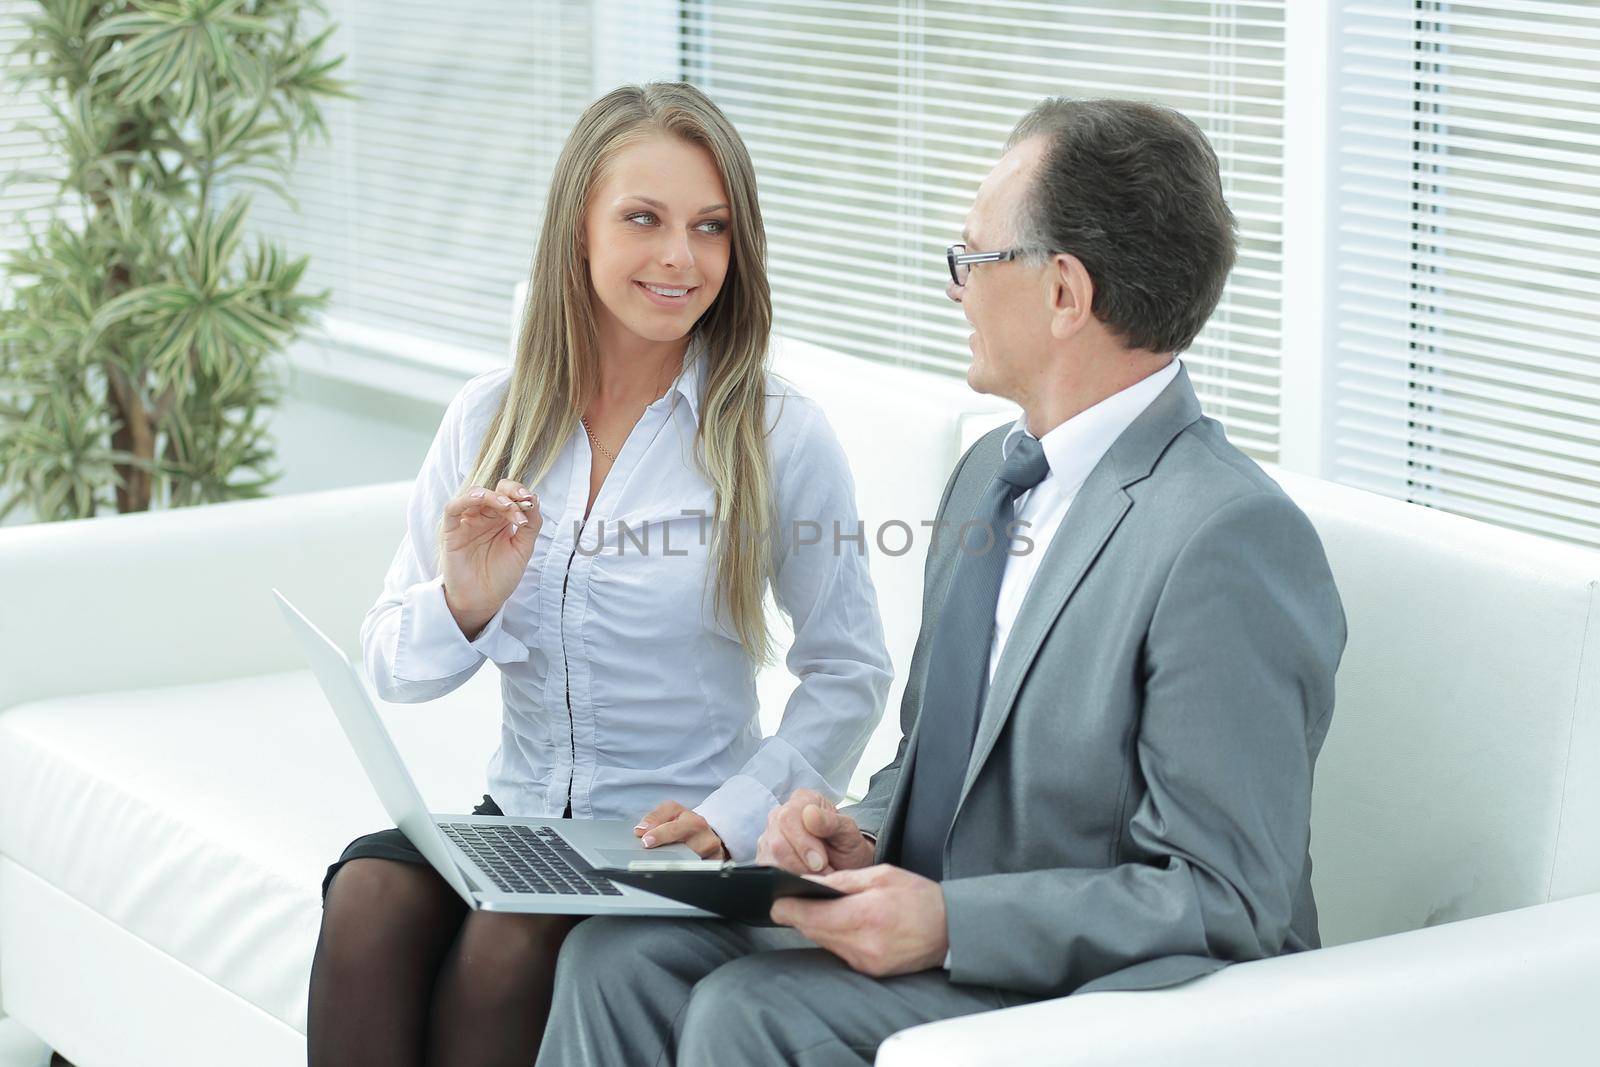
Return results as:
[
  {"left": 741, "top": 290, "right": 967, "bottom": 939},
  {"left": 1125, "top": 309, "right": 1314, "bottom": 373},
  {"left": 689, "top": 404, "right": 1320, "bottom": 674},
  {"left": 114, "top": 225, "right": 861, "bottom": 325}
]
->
[{"left": 535, "top": 96, "right": 1347, "bottom": 1067}]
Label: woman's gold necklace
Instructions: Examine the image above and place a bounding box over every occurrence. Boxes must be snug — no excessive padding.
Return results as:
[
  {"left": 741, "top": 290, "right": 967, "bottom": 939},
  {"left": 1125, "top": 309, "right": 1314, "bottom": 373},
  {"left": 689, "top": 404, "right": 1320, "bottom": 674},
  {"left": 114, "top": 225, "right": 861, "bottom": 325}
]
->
[
  {"left": 581, "top": 415, "right": 617, "bottom": 462},
  {"left": 584, "top": 357, "right": 685, "bottom": 465},
  {"left": 588, "top": 361, "right": 688, "bottom": 460}
]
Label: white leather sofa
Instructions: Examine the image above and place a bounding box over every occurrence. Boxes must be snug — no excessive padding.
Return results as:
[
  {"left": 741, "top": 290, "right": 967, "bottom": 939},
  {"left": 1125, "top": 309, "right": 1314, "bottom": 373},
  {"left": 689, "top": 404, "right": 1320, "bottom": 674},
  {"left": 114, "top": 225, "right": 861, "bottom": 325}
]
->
[{"left": 2, "top": 340, "right": 1597, "bottom": 1065}]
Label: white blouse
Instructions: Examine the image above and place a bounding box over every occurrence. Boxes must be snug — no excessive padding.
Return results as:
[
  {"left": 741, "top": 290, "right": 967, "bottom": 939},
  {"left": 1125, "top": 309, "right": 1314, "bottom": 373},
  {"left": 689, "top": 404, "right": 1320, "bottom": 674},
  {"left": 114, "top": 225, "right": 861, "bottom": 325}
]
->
[{"left": 359, "top": 340, "right": 892, "bottom": 859}]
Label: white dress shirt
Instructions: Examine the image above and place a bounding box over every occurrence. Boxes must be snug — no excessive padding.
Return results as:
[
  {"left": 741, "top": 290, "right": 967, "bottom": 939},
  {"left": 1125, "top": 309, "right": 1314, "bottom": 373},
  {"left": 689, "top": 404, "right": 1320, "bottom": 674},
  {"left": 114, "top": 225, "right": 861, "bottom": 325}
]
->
[
  {"left": 988, "top": 358, "right": 1182, "bottom": 682},
  {"left": 360, "top": 339, "right": 893, "bottom": 860}
]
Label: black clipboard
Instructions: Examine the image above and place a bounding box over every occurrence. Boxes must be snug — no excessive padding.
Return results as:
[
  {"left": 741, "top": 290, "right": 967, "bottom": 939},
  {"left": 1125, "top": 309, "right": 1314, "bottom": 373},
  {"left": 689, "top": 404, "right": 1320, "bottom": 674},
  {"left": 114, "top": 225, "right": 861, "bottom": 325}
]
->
[{"left": 596, "top": 861, "right": 844, "bottom": 925}]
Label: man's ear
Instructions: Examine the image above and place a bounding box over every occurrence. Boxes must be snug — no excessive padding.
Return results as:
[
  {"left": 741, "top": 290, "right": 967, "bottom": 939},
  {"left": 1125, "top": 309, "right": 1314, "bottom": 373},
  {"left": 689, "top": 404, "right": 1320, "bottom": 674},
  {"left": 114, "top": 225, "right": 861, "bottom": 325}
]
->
[{"left": 1047, "top": 252, "right": 1094, "bottom": 341}]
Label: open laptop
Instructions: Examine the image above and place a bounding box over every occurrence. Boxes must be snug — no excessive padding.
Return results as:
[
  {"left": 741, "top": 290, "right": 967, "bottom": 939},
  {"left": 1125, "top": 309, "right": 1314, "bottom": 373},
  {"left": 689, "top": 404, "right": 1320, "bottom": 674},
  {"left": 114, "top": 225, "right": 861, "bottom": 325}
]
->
[{"left": 272, "top": 588, "right": 711, "bottom": 917}]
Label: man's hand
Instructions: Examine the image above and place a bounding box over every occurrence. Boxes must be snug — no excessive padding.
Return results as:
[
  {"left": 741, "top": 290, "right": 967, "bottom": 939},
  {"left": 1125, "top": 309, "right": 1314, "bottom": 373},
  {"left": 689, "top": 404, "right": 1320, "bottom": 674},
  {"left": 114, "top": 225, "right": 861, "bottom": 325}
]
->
[
  {"left": 634, "top": 800, "right": 727, "bottom": 859},
  {"left": 756, "top": 789, "right": 875, "bottom": 874},
  {"left": 770, "top": 865, "right": 948, "bottom": 977}
]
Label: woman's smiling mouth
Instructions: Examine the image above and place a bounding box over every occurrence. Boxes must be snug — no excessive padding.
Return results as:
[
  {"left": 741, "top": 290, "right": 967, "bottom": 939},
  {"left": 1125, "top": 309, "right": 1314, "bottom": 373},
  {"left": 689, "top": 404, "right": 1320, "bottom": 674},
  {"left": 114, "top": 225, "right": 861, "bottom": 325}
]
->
[{"left": 635, "top": 280, "right": 697, "bottom": 306}]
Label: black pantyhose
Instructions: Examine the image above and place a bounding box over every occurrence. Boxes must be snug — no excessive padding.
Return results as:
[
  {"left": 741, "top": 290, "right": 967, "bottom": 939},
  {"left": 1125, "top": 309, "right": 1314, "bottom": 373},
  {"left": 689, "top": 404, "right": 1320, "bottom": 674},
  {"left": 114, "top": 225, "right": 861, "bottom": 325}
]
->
[{"left": 308, "top": 858, "right": 577, "bottom": 1067}]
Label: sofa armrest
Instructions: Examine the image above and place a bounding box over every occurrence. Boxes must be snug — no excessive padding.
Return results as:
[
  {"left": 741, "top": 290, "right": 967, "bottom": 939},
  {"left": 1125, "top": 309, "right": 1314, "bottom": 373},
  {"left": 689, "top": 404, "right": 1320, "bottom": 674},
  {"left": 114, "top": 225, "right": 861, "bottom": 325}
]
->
[
  {"left": 0, "top": 481, "right": 411, "bottom": 710},
  {"left": 878, "top": 892, "right": 1600, "bottom": 1066}
]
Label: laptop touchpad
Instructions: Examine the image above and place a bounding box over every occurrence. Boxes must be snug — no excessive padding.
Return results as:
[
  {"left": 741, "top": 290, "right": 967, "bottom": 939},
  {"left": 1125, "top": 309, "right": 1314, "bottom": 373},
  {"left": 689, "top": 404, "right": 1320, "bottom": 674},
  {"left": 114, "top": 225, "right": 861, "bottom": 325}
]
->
[{"left": 596, "top": 847, "right": 688, "bottom": 867}]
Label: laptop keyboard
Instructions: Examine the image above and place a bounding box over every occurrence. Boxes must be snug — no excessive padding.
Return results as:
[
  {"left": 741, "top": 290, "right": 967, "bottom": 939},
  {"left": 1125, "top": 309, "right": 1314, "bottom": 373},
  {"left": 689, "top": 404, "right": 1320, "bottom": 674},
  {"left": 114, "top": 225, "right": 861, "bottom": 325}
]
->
[{"left": 441, "top": 822, "right": 624, "bottom": 897}]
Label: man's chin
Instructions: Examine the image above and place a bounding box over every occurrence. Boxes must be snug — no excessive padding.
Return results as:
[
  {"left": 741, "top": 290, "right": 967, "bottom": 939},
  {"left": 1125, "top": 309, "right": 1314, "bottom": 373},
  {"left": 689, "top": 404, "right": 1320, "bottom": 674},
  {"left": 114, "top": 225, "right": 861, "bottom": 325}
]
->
[{"left": 965, "top": 359, "right": 995, "bottom": 397}]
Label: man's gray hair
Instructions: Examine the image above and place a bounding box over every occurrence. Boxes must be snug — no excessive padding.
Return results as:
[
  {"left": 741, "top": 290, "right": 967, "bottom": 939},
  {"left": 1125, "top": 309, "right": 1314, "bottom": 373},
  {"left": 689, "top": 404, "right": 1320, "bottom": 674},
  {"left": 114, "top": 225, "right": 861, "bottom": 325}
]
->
[{"left": 1005, "top": 98, "right": 1238, "bottom": 355}]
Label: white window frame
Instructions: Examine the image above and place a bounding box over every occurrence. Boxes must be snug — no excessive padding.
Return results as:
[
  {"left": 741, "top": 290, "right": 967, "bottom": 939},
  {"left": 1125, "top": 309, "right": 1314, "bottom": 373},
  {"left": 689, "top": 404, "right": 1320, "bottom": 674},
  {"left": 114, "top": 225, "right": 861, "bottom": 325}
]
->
[{"left": 1279, "top": 0, "right": 1337, "bottom": 477}]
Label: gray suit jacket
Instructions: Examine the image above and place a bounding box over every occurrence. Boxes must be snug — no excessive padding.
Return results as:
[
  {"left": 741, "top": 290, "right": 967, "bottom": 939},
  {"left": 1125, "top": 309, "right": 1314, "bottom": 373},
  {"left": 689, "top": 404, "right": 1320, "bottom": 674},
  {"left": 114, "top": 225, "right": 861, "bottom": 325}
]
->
[{"left": 844, "top": 364, "right": 1346, "bottom": 998}]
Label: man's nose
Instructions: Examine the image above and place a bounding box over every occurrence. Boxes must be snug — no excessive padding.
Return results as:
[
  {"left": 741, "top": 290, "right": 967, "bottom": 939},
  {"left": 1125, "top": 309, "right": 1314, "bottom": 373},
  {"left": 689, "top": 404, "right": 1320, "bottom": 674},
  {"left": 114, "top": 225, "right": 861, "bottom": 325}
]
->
[{"left": 946, "top": 280, "right": 964, "bottom": 303}]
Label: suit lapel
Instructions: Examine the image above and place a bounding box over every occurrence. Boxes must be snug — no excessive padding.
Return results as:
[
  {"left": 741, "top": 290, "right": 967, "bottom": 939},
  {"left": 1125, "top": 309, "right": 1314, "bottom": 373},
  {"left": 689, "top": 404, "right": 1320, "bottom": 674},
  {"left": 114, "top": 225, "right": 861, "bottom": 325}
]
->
[
  {"left": 957, "top": 466, "right": 1131, "bottom": 804},
  {"left": 954, "top": 365, "right": 1205, "bottom": 809}
]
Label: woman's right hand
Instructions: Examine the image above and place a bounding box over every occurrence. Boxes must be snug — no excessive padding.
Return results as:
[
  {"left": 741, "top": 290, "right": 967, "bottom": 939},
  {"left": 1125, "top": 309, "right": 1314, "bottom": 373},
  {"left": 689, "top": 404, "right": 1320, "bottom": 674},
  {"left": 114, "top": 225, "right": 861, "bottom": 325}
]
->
[{"left": 439, "top": 479, "right": 542, "bottom": 638}]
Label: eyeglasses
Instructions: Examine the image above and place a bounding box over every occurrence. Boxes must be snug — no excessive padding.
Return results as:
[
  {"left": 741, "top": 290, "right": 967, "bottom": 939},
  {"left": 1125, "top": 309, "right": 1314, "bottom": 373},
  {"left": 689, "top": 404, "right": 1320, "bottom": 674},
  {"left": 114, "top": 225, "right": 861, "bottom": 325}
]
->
[{"left": 946, "top": 243, "right": 1056, "bottom": 287}]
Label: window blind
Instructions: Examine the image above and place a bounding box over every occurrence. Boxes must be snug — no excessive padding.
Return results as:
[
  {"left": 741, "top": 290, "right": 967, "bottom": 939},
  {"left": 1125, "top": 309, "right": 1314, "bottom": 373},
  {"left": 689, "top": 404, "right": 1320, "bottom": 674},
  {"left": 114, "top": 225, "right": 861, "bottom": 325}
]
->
[
  {"left": 1333, "top": 1, "right": 1600, "bottom": 546},
  {"left": 0, "top": 0, "right": 65, "bottom": 304},
  {"left": 684, "top": 0, "right": 1288, "bottom": 461},
  {"left": 238, "top": 0, "right": 593, "bottom": 358}
]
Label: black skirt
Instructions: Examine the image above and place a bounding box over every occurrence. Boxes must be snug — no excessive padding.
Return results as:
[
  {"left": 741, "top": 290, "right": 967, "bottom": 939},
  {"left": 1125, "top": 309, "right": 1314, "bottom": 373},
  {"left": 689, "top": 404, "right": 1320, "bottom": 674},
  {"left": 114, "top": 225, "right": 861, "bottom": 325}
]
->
[{"left": 320, "top": 794, "right": 507, "bottom": 902}]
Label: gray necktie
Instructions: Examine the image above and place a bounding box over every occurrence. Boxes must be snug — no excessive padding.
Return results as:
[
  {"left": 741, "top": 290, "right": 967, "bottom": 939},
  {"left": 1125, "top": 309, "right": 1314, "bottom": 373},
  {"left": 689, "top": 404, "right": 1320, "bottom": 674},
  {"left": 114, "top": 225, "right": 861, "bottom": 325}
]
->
[{"left": 897, "top": 432, "right": 1050, "bottom": 882}]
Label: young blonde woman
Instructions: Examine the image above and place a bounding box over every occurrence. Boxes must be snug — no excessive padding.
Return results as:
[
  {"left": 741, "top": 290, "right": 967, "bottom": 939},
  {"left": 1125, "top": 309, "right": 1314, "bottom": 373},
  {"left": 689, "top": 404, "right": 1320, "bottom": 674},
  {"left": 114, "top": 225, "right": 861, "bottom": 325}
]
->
[{"left": 306, "top": 83, "right": 892, "bottom": 1066}]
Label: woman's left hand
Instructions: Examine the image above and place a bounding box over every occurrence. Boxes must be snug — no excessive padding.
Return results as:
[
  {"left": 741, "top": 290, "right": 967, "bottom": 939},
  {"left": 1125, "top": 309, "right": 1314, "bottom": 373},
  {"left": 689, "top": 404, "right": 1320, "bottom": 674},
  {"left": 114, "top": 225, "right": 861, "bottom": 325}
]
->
[{"left": 634, "top": 800, "right": 727, "bottom": 859}]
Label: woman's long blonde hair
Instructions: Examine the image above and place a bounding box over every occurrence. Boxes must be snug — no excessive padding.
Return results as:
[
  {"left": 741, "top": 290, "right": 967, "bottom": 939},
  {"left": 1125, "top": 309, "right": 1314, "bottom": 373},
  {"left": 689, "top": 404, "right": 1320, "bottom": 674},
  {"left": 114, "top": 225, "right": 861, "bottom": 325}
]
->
[{"left": 456, "top": 82, "right": 775, "bottom": 664}]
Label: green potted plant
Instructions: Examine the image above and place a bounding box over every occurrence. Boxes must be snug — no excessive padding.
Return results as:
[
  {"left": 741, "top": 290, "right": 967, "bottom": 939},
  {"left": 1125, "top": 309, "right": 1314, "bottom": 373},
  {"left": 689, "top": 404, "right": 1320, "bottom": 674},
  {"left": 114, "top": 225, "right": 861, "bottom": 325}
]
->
[{"left": 0, "top": 0, "right": 351, "bottom": 521}]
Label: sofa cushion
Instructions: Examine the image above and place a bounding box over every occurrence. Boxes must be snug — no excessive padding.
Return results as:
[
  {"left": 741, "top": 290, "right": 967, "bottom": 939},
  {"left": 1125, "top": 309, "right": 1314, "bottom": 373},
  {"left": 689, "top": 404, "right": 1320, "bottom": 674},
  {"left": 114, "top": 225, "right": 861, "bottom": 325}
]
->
[
  {"left": 1270, "top": 469, "right": 1600, "bottom": 945},
  {"left": 0, "top": 663, "right": 504, "bottom": 1034}
]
